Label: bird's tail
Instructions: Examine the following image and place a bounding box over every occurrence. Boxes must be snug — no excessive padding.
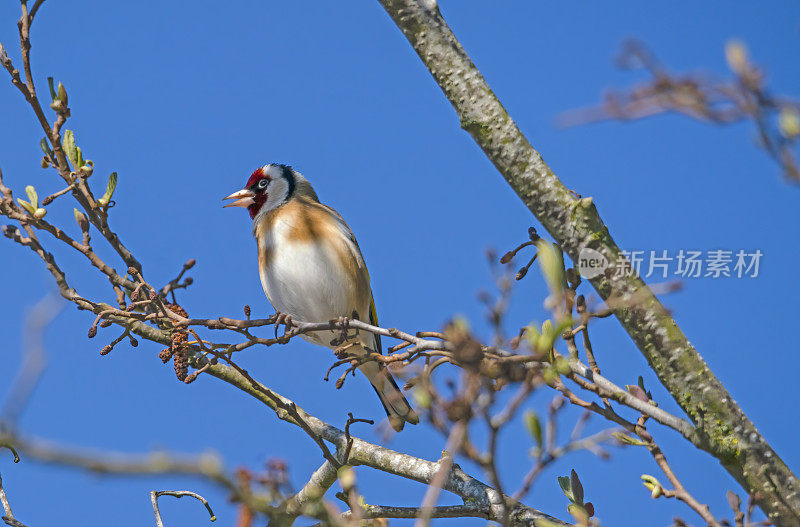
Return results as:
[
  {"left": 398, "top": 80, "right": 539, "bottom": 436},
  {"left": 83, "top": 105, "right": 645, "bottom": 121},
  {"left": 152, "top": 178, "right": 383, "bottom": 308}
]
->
[{"left": 358, "top": 358, "right": 419, "bottom": 432}]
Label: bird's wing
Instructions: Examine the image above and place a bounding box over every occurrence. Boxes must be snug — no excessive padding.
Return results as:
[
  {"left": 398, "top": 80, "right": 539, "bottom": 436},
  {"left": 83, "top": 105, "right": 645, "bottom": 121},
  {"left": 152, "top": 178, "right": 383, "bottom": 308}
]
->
[
  {"left": 368, "top": 291, "right": 383, "bottom": 355},
  {"left": 319, "top": 202, "right": 382, "bottom": 354},
  {"left": 320, "top": 203, "right": 366, "bottom": 263}
]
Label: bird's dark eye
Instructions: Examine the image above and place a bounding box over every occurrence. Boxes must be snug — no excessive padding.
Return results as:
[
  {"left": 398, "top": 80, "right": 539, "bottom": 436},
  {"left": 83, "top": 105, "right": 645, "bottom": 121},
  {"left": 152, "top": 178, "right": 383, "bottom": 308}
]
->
[{"left": 257, "top": 179, "right": 269, "bottom": 189}]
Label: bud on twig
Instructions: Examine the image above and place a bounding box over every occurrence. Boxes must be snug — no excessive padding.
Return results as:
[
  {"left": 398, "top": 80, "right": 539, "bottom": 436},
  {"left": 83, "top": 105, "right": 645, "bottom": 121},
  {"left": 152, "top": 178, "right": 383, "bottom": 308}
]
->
[
  {"left": 524, "top": 409, "right": 543, "bottom": 447},
  {"left": 612, "top": 431, "right": 649, "bottom": 447},
  {"left": 57, "top": 81, "right": 68, "bottom": 107},
  {"left": 16, "top": 198, "right": 35, "bottom": 215},
  {"left": 575, "top": 294, "right": 586, "bottom": 311},
  {"left": 779, "top": 108, "right": 800, "bottom": 139},
  {"left": 97, "top": 172, "right": 117, "bottom": 207},
  {"left": 40, "top": 138, "right": 53, "bottom": 158},
  {"left": 725, "top": 40, "right": 749, "bottom": 75},
  {"left": 26, "top": 185, "right": 38, "bottom": 206},
  {"left": 63, "top": 130, "right": 79, "bottom": 169},
  {"left": 47, "top": 76, "right": 57, "bottom": 101},
  {"left": 641, "top": 474, "right": 663, "bottom": 499},
  {"left": 17, "top": 185, "right": 41, "bottom": 216},
  {"left": 537, "top": 240, "right": 566, "bottom": 296},
  {"left": 625, "top": 384, "right": 650, "bottom": 403},
  {"left": 727, "top": 490, "right": 742, "bottom": 512}
]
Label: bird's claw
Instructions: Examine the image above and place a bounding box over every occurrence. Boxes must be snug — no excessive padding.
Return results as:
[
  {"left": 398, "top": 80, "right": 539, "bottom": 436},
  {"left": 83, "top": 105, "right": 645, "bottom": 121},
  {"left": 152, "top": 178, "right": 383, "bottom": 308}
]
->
[
  {"left": 274, "top": 313, "right": 294, "bottom": 343},
  {"left": 334, "top": 341, "right": 356, "bottom": 360},
  {"left": 330, "top": 312, "right": 358, "bottom": 346}
]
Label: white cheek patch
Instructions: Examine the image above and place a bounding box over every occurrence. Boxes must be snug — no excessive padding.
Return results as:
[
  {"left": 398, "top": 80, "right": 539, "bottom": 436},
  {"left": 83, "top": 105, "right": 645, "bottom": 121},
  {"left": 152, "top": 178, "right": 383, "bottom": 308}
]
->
[{"left": 264, "top": 178, "right": 289, "bottom": 210}]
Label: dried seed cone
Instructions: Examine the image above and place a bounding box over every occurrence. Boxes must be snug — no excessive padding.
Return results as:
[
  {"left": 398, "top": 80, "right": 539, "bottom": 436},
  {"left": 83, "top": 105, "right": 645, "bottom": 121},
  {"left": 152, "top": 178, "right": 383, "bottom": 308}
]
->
[
  {"left": 170, "top": 326, "right": 189, "bottom": 381},
  {"left": 174, "top": 351, "right": 188, "bottom": 381},
  {"left": 167, "top": 303, "right": 188, "bottom": 318},
  {"left": 171, "top": 330, "right": 188, "bottom": 351},
  {"left": 158, "top": 348, "right": 173, "bottom": 364}
]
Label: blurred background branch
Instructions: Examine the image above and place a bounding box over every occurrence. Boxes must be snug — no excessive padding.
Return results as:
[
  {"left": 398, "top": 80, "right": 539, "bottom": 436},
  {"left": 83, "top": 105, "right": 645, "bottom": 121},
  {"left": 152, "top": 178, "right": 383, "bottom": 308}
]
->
[{"left": 558, "top": 39, "right": 800, "bottom": 183}]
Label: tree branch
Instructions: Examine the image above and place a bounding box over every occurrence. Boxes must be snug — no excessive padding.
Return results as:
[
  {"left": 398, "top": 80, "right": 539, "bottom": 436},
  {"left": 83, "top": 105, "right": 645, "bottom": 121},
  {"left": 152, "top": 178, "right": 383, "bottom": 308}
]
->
[
  {"left": 204, "top": 362, "right": 568, "bottom": 526},
  {"left": 346, "top": 504, "right": 488, "bottom": 520},
  {"left": 270, "top": 460, "right": 338, "bottom": 526},
  {"left": 150, "top": 490, "right": 216, "bottom": 527},
  {"left": 0, "top": 431, "right": 271, "bottom": 514}
]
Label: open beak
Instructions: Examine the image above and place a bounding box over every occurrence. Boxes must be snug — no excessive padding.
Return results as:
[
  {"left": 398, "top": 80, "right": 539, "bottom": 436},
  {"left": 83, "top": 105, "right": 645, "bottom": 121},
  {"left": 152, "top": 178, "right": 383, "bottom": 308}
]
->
[{"left": 222, "top": 188, "right": 256, "bottom": 208}]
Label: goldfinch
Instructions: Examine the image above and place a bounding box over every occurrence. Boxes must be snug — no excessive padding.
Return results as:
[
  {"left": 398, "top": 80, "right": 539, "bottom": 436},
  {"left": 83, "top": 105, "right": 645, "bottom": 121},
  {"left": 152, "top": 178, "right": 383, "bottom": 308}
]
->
[{"left": 223, "top": 164, "right": 419, "bottom": 432}]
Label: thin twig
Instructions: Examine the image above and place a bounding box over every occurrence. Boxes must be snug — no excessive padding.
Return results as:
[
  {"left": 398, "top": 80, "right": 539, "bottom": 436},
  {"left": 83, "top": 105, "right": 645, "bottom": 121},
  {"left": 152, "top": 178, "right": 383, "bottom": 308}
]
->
[{"left": 150, "top": 490, "right": 216, "bottom": 527}]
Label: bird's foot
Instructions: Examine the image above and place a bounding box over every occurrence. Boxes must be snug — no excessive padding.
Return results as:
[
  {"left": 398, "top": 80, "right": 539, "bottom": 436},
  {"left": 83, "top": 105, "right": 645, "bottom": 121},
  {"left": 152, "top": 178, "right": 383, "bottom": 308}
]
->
[
  {"left": 329, "top": 316, "right": 352, "bottom": 347},
  {"left": 274, "top": 313, "right": 294, "bottom": 343},
  {"left": 334, "top": 341, "right": 357, "bottom": 360}
]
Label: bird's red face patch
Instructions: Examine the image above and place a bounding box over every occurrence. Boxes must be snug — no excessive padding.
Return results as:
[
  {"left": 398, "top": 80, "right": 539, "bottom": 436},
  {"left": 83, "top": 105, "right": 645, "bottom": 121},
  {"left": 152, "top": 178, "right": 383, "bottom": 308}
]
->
[
  {"left": 245, "top": 168, "right": 270, "bottom": 219},
  {"left": 245, "top": 168, "right": 270, "bottom": 189}
]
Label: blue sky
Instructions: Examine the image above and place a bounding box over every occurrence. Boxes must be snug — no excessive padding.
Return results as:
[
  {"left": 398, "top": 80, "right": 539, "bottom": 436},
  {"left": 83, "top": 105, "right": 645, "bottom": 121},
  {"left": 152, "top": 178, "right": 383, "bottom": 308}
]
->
[{"left": 1, "top": 1, "right": 798, "bottom": 525}]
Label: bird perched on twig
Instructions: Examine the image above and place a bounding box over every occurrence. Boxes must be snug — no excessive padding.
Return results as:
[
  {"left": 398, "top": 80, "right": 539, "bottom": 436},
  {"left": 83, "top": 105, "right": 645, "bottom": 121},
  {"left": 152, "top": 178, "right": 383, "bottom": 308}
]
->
[{"left": 223, "top": 164, "right": 419, "bottom": 432}]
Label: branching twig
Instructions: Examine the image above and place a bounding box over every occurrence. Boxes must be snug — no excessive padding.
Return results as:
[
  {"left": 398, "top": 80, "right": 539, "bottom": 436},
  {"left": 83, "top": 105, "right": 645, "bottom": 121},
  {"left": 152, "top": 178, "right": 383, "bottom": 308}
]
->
[{"left": 150, "top": 490, "right": 216, "bottom": 527}]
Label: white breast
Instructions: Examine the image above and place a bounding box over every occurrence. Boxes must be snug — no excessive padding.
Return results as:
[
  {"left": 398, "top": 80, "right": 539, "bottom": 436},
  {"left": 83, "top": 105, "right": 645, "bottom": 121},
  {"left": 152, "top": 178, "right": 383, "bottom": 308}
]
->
[{"left": 257, "top": 214, "right": 367, "bottom": 348}]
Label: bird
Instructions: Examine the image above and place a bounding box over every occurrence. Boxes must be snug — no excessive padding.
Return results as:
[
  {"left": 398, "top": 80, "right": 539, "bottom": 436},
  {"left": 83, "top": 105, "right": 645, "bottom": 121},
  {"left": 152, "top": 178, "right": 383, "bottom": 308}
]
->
[{"left": 223, "top": 163, "right": 419, "bottom": 432}]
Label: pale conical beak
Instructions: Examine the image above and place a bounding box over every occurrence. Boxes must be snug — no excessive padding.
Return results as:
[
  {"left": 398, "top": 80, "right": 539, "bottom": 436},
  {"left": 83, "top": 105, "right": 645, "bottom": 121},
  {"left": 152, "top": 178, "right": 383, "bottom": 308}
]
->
[{"left": 222, "top": 188, "right": 256, "bottom": 208}]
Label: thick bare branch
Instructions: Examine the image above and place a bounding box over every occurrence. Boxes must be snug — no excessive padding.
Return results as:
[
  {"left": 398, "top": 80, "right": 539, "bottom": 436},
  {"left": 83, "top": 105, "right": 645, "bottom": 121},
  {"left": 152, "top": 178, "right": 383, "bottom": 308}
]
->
[{"left": 271, "top": 460, "right": 338, "bottom": 526}]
